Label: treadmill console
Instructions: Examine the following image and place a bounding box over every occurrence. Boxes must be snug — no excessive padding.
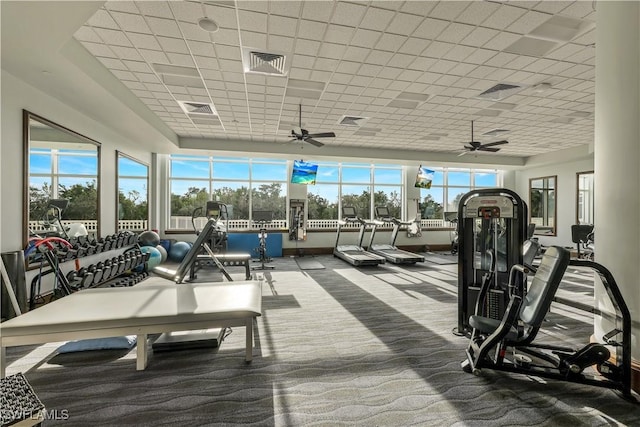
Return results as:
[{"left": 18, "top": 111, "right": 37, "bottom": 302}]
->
[
  {"left": 342, "top": 206, "right": 357, "bottom": 218},
  {"left": 375, "top": 206, "right": 390, "bottom": 219}
]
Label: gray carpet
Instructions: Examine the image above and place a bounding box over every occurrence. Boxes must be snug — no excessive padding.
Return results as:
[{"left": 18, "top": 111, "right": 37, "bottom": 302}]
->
[
  {"left": 5, "top": 256, "right": 638, "bottom": 426},
  {"left": 294, "top": 257, "right": 325, "bottom": 270},
  {"left": 423, "top": 251, "right": 458, "bottom": 264}
]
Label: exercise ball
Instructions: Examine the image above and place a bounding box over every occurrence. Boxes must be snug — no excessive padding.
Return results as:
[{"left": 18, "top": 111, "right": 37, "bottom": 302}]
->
[
  {"left": 155, "top": 244, "right": 168, "bottom": 263},
  {"left": 169, "top": 241, "right": 191, "bottom": 263},
  {"left": 138, "top": 230, "right": 160, "bottom": 247},
  {"left": 140, "top": 246, "right": 162, "bottom": 270}
]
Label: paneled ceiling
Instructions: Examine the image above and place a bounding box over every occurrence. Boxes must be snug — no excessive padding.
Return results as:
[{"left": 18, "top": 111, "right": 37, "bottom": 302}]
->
[{"left": 44, "top": 1, "right": 603, "bottom": 158}]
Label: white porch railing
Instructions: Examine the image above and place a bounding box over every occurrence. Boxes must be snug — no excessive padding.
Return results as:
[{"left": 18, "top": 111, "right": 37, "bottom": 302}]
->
[{"left": 169, "top": 217, "right": 451, "bottom": 231}]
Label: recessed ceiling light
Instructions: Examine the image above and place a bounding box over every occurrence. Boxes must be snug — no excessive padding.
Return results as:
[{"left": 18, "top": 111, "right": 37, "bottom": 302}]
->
[{"left": 198, "top": 17, "right": 219, "bottom": 33}]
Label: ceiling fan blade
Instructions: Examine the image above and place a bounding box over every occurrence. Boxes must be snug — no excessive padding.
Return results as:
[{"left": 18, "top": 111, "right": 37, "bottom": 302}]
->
[
  {"left": 463, "top": 144, "right": 475, "bottom": 150},
  {"left": 306, "top": 131, "right": 335, "bottom": 138},
  {"left": 457, "top": 151, "right": 469, "bottom": 157},
  {"left": 305, "top": 138, "right": 325, "bottom": 147},
  {"left": 481, "top": 139, "right": 509, "bottom": 148},
  {"left": 478, "top": 146, "right": 500, "bottom": 152}
]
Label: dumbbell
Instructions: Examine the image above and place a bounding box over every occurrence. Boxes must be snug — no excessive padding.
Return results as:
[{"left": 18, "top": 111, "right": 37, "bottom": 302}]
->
[
  {"left": 114, "top": 256, "right": 126, "bottom": 275},
  {"left": 76, "top": 267, "right": 94, "bottom": 288},
  {"left": 66, "top": 270, "right": 83, "bottom": 290},
  {"left": 88, "top": 264, "right": 104, "bottom": 285},
  {"left": 108, "top": 259, "right": 120, "bottom": 279},
  {"left": 96, "top": 261, "right": 110, "bottom": 282}
]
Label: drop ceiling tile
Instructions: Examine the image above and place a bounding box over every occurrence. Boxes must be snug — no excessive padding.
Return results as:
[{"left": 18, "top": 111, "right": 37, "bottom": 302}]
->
[
  {"left": 351, "top": 28, "right": 381, "bottom": 49},
  {"left": 98, "top": 56, "right": 128, "bottom": 70},
  {"left": 412, "top": 18, "right": 449, "bottom": 41},
  {"left": 442, "top": 44, "right": 475, "bottom": 62},
  {"left": 136, "top": 1, "right": 173, "bottom": 19},
  {"left": 168, "top": 1, "right": 204, "bottom": 23},
  {"left": 238, "top": 10, "right": 269, "bottom": 34},
  {"left": 94, "top": 27, "right": 133, "bottom": 47},
  {"left": 386, "top": 13, "right": 424, "bottom": 36},
  {"left": 74, "top": 27, "right": 103, "bottom": 43},
  {"left": 464, "top": 48, "right": 498, "bottom": 65},
  {"left": 439, "top": 23, "right": 475, "bottom": 44},
  {"left": 157, "top": 36, "right": 189, "bottom": 54},
  {"left": 429, "top": 60, "right": 457, "bottom": 74},
  {"left": 209, "top": 28, "right": 240, "bottom": 46},
  {"left": 267, "top": 15, "right": 297, "bottom": 37},
  {"left": 331, "top": 2, "right": 367, "bottom": 27},
  {"left": 291, "top": 54, "right": 316, "bottom": 69},
  {"left": 428, "top": 1, "right": 469, "bottom": 21},
  {"left": 482, "top": 4, "right": 527, "bottom": 30},
  {"left": 177, "top": 21, "right": 214, "bottom": 43},
  {"left": 240, "top": 31, "right": 268, "bottom": 50},
  {"left": 146, "top": 16, "right": 183, "bottom": 38},
  {"left": 165, "top": 52, "right": 195, "bottom": 67},
  {"left": 217, "top": 58, "right": 243, "bottom": 73},
  {"left": 560, "top": 1, "right": 597, "bottom": 19},
  {"left": 375, "top": 33, "right": 408, "bottom": 52},
  {"left": 110, "top": 11, "right": 152, "bottom": 33},
  {"left": 360, "top": 7, "right": 396, "bottom": 31},
  {"left": 301, "top": 1, "right": 334, "bottom": 23},
  {"left": 135, "top": 73, "right": 160, "bottom": 83},
  {"left": 336, "top": 61, "right": 360, "bottom": 74},
  {"left": 87, "top": 8, "right": 120, "bottom": 29},
  {"left": 324, "top": 24, "right": 356, "bottom": 44},
  {"left": 268, "top": 35, "right": 295, "bottom": 52},
  {"left": 456, "top": 1, "right": 501, "bottom": 25},
  {"left": 506, "top": 10, "right": 552, "bottom": 35},
  {"left": 318, "top": 42, "right": 347, "bottom": 59},
  {"left": 111, "top": 45, "right": 145, "bottom": 61},
  {"left": 126, "top": 33, "right": 162, "bottom": 50}
]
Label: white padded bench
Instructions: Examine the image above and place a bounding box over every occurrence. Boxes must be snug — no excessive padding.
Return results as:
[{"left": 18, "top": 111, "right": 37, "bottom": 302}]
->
[{"left": 0, "top": 277, "right": 262, "bottom": 376}]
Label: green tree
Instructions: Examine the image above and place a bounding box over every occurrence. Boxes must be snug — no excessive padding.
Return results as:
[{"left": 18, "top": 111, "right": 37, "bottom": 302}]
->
[
  {"left": 58, "top": 181, "right": 98, "bottom": 220},
  {"left": 171, "top": 186, "right": 209, "bottom": 216},
  {"left": 119, "top": 190, "right": 148, "bottom": 220},
  {"left": 421, "top": 194, "right": 443, "bottom": 219},
  {"left": 29, "top": 182, "right": 52, "bottom": 222},
  {"left": 308, "top": 192, "right": 337, "bottom": 219},
  {"left": 251, "top": 183, "right": 286, "bottom": 219}
]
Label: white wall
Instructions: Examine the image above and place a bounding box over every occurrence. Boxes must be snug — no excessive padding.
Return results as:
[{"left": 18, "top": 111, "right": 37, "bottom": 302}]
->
[
  {"left": 514, "top": 157, "right": 594, "bottom": 248},
  {"left": 1, "top": 70, "right": 155, "bottom": 252}
]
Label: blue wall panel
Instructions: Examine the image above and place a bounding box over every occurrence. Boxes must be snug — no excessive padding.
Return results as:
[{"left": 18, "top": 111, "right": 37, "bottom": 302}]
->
[{"left": 227, "top": 233, "right": 283, "bottom": 258}]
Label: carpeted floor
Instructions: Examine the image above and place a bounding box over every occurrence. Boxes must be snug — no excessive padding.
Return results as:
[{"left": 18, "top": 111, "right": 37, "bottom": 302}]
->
[{"left": 4, "top": 255, "right": 638, "bottom": 426}]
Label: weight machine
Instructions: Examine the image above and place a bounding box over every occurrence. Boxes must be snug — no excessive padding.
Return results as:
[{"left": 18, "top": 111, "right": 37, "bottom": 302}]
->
[{"left": 456, "top": 189, "right": 528, "bottom": 336}]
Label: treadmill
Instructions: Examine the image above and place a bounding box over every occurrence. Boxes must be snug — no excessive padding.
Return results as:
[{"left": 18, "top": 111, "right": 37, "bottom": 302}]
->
[
  {"left": 333, "top": 206, "right": 385, "bottom": 266},
  {"left": 367, "top": 206, "right": 425, "bottom": 264}
]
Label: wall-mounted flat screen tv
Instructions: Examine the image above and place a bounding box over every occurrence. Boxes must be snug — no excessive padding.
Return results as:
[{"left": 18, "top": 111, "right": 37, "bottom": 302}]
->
[{"left": 291, "top": 160, "right": 318, "bottom": 185}]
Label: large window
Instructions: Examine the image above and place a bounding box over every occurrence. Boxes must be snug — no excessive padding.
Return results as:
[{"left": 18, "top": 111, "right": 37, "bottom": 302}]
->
[
  {"left": 419, "top": 168, "right": 499, "bottom": 219},
  {"left": 306, "top": 161, "right": 402, "bottom": 220},
  {"left": 169, "top": 155, "right": 287, "bottom": 229}
]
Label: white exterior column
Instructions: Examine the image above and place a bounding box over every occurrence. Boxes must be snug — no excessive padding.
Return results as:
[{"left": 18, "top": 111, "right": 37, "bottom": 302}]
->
[{"left": 594, "top": 1, "right": 640, "bottom": 375}]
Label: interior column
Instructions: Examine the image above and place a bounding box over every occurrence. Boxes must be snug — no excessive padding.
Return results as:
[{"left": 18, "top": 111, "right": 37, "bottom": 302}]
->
[{"left": 594, "top": 1, "right": 640, "bottom": 390}]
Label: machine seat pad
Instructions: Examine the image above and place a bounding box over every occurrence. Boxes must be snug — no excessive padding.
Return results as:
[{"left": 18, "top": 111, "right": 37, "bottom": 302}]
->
[{"left": 469, "top": 315, "right": 519, "bottom": 341}]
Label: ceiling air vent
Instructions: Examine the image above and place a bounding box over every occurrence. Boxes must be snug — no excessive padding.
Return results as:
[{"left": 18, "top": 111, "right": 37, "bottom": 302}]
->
[
  {"left": 242, "top": 48, "right": 289, "bottom": 76},
  {"left": 178, "top": 101, "right": 217, "bottom": 116},
  {"left": 338, "top": 115, "right": 369, "bottom": 127},
  {"left": 476, "top": 83, "right": 523, "bottom": 101}
]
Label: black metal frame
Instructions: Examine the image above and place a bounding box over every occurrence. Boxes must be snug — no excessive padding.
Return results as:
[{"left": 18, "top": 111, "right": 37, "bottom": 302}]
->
[
  {"left": 457, "top": 188, "right": 528, "bottom": 335},
  {"left": 462, "top": 255, "right": 633, "bottom": 399}
]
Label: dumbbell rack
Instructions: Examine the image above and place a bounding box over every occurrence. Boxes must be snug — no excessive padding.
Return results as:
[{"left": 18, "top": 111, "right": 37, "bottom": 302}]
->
[{"left": 27, "top": 232, "right": 150, "bottom": 310}]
